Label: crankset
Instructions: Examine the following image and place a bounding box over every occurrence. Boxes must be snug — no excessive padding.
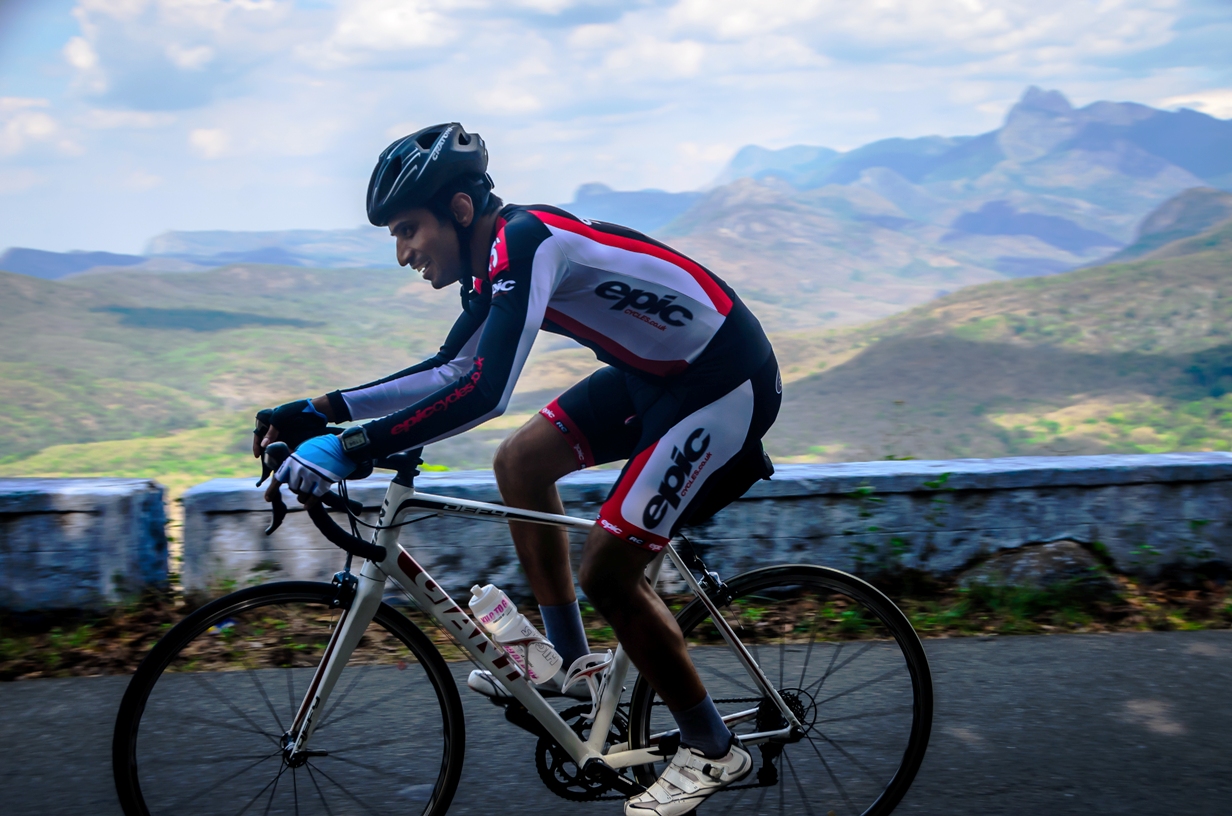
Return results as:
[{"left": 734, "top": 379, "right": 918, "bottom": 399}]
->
[{"left": 534, "top": 704, "right": 632, "bottom": 802}]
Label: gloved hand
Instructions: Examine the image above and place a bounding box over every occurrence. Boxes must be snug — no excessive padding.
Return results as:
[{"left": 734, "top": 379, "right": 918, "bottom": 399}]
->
[
  {"left": 275, "top": 434, "right": 357, "bottom": 497},
  {"left": 253, "top": 399, "right": 328, "bottom": 457}
]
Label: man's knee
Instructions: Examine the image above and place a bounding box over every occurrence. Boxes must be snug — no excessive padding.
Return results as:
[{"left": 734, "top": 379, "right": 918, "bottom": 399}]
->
[
  {"left": 492, "top": 433, "right": 525, "bottom": 487},
  {"left": 579, "top": 534, "right": 650, "bottom": 612},
  {"left": 494, "top": 415, "right": 577, "bottom": 492}
]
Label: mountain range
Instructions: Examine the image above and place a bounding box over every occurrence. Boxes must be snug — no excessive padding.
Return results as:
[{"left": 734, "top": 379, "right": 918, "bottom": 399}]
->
[
  {"left": 2, "top": 87, "right": 1230, "bottom": 329},
  {"left": 2, "top": 186, "right": 1230, "bottom": 490}
]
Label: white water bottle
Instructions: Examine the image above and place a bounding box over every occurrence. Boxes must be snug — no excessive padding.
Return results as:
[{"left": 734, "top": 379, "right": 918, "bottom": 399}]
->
[{"left": 468, "top": 584, "right": 563, "bottom": 684}]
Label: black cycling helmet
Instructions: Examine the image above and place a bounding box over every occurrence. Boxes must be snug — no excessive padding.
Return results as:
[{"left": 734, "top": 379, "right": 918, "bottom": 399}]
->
[{"left": 366, "top": 123, "right": 489, "bottom": 227}]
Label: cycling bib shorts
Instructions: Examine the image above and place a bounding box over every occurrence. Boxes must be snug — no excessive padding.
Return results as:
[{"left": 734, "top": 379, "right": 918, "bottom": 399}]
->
[{"left": 542, "top": 353, "right": 781, "bottom": 552}]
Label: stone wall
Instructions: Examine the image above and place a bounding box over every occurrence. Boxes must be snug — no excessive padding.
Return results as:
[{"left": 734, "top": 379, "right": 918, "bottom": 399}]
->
[
  {"left": 181, "top": 453, "right": 1232, "bottom": 602},
  {"left": 0, "top": 478, "right": 168, "bottom": 611}
]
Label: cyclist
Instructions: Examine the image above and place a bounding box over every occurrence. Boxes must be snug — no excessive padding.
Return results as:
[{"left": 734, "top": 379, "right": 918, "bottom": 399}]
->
[{"left": 255, "top": 123, "right": 780, "bottom": 816}]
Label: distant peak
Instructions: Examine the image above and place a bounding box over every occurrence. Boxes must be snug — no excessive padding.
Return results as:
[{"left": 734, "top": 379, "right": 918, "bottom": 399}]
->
[
  {"left": 574, "top": 182, "right": 613, "bottom": 200},
  {"left": 1016, "top": 86, "right": 1074, "bottom": 115}
]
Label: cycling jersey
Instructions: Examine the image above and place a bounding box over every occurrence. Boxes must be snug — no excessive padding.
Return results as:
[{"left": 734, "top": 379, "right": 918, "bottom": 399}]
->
[{"left": 327, "top": 204, "right": 773, "bottom": 460}]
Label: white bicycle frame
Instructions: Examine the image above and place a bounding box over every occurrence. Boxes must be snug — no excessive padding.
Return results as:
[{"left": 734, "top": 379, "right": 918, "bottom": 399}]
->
[{"left": 283, "top": 477, "right": 804, "bottom": 775}]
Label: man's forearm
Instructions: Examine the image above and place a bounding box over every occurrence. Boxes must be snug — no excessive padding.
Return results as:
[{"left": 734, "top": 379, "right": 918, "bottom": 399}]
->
[{"left": 311, "top": 395, "right": 336, "bottom": 423}]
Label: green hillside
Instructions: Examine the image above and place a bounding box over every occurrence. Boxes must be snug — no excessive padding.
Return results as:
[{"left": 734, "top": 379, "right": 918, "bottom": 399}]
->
[
  {"left": 765, "top": 210, "right": 1232, "bottom": 461},
  {"left": 3, "top": 192, "right": 1231, "bottom": 490},
  {"left": 0, "top": 265, "right": 604, "bottom": 486}
]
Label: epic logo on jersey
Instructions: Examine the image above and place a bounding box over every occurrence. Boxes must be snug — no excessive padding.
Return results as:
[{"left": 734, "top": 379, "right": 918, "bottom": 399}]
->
[
  {"left": 595, "top": 281, "right": 694, "bottom": 327},
  {"left": 643, "top": 428, "right": 711, "bottom": 529}
]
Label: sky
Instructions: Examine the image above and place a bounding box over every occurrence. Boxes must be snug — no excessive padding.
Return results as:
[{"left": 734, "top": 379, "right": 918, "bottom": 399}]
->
[{"left": 0, "top": 0, "right": 1230, "bottom": 254}]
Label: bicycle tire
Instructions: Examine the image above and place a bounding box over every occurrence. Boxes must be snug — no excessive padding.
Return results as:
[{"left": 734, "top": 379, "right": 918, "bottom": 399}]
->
[
  {"left": 113, "top": 581, "right": 466, "bottom": 816},
  {"left": 627, "top": 564, "right": 932, "bottom": 816}
]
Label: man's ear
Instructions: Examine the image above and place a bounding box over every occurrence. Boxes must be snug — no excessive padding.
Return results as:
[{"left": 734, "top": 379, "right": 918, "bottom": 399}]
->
[{"left": 450, "top": 192, "right": 475, "bottom": 228}]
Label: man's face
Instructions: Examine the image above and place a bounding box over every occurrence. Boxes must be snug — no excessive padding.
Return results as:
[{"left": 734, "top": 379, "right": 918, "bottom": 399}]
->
[{"left": 388, "top": 207, "right": 463, "bottom": 289}]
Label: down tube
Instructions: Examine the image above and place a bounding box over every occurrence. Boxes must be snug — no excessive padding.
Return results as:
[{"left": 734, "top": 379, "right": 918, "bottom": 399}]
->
[{"left": 374, "top": 482, "right": 600, "bottom": 768}]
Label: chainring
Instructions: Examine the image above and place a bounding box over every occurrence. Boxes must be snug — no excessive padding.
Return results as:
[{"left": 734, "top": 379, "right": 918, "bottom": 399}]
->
[{"left": 534, "top": 704, "right": 631, "bottom": 801}]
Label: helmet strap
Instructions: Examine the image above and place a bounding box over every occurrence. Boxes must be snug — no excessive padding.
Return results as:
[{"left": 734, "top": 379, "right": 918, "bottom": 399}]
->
[{"left": 453, "top": 184, "right": 492, "bottom": 316}]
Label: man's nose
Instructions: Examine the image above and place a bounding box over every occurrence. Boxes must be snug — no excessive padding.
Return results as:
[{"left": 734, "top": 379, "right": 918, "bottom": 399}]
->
[{"left": 396, "top": 240, "right": 412, "bottom": 267}]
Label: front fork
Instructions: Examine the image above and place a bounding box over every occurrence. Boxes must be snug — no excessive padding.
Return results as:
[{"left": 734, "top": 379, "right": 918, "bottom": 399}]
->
[{"left": 284, "top": 559, "right": 386, "bottom": 761}]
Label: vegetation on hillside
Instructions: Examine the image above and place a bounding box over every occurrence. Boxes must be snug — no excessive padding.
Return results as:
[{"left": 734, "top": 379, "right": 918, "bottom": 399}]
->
[{"left": 766, "top": 211, "right": 1232, "bottom": 462}]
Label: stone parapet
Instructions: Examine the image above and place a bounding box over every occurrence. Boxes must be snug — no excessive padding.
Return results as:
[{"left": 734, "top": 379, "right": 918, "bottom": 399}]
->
[
  {"left": 0, "top": 478, "right": 168, "bottom": 611},
  {"left": 181, "top": 453, "right": 1232, "bottom": 601}
]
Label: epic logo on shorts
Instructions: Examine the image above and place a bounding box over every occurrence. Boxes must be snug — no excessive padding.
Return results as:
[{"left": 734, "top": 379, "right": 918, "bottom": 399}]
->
[
  {"left": 595, "top": 281, "right": 693, "bottom": 327},
  {"left": 643, "top": 428, "right": 710, "bottom": 529}
]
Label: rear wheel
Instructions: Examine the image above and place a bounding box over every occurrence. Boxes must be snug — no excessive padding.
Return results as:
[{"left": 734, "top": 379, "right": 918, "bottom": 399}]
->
[
  {"left": 628, "top": 565, "right": 932, "bottom": 816},
  {"left": 113, "top": 581, "right": 465, "bottom": 816}
]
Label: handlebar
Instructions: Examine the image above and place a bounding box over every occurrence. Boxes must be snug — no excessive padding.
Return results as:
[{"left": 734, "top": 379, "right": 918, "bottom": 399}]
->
[{"left": 258, "top": 438, "right": 423, "bottom": 563}]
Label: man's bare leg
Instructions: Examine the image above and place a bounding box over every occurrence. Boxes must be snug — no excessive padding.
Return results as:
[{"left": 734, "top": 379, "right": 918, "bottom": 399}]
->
[
  {"left": 492, "top": 415, "right": 582, "bottom": 605},
  {"left": 578, "top": 529, "right": 707, "bottom": 710}
]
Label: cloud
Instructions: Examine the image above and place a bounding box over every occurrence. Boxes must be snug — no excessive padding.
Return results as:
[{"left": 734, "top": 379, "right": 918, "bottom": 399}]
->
[
  {"left": 80, "top": 108, "right": 176, "bottom": 128},
  {"left": 65, "top": 0, "right": 298, "bottom": 110},
  {"left": 0, "top": 98, "right": 64, "bottom": 156},
  {"left": 1, "top": 0, "right": 1228, "bottom": 253},
  {"left": 1160, "top": 87, "right": 1232, "bottom": 118},
  {"left": 189, "top": 127, "right": 228, "bottom": 158}
]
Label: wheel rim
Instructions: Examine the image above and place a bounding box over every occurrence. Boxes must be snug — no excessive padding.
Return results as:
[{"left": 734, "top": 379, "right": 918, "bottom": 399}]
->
[
  {"left": 631, "top": 566, "right": 932, "bottom": 816},
  {"left": 120, "top": 587, "right": 456, "bottom": 816}
]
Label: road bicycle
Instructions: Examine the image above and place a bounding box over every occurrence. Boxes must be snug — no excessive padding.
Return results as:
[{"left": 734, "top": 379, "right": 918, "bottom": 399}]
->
[{"left": 113, "top": 446, "right": 933, "bottom": 816}]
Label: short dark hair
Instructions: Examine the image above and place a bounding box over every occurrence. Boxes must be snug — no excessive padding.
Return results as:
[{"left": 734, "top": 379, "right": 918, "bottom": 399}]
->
[{"left": 426, "top": 174, "right": 502, "bottom": 225}]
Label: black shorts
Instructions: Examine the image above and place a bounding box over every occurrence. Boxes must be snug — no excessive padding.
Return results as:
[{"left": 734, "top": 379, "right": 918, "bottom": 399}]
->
[{"left": 539, "top": 354, "right": 781, "bottom": 551}]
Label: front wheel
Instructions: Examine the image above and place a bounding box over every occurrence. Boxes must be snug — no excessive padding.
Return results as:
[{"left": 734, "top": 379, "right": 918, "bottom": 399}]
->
[
  {"left": 628, "top": 565, "right": 933, "bottom": 816},
  {"left": 112, "top": 581, "right": 465, "bottom": 816}
]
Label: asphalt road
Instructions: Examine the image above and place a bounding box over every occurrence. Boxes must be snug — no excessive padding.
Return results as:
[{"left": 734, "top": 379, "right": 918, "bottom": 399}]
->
[{"left": 1, "top": 630, "right": 1229, "bottom": 815}]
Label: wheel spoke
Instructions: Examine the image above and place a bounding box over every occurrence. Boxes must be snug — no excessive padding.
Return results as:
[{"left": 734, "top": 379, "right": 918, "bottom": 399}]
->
[
  {"left": 154, "top": 749, "right": 280, "bottom": 812},
  {"left": 247, "top": 668, "right": 286, "bottom": 734},
  {"left": 784, "top": 750, "right": 818, "bottom": 816},
  {"left": 189, "top": 673, "right": 282, "bottom": 747},
  {"left": 798, "top": 605, "right": 821, "bottom": 689},
  {"left": 807, "top": 734, "right": 858, "bottom": 815},
  {"left": 815, "top": 666, "right": 902, "bottom": 707},
  {"left": 305, "top": 764, "right": 335, "bottom": 816},
  {"left": 808, "top": 730, "right": 878, "bottom": 778},
  {"left": 308, "top": 761, "right": 385, "bottom": 815},
  {"left": 317, "top": 663, "right": 373, "bottom": 728},
  {"left": 804, "top": 642, "right": 878, "bottom": 696}
]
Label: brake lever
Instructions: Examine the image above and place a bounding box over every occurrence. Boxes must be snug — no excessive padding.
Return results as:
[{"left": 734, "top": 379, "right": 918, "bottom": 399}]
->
[
  {"left": 262, "top": 442, "right": 292, "bottom": 535},
  {"left": 265, "top": 485, "right": 288, "bottom": 535}
]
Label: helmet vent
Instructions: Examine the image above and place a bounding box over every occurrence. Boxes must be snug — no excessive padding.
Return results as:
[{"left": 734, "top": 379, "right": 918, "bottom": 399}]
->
[{"left": 416, "top": 129, "right": 441, "bottom": 149}]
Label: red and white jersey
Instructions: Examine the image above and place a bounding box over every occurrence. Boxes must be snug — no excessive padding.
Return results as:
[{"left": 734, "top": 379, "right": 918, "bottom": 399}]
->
[
  {"left": 330, "top": 204, "right": 771, "bottom": 459},
  {"left": 495, "top": 207, "right": 737, "bottom": 378}
]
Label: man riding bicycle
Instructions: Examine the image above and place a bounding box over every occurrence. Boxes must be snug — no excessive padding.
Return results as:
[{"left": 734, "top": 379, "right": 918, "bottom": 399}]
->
[{"left": 255, "top": 123, "right": 781, "bottom": 816}]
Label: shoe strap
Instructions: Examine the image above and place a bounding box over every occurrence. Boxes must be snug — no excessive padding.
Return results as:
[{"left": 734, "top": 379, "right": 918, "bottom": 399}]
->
[{"left": 660, "top": 765, "right": 703, "bottom": 795}]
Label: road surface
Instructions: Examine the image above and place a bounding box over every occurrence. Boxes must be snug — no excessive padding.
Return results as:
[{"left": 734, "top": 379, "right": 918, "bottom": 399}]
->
[{"left": 1, "top": 630, "right": 1229, "bottom": 815}]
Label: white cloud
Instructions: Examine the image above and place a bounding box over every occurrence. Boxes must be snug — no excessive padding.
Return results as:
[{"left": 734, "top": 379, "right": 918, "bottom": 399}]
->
[
  {"left": 189, "top": 127, "right": 229, "bottom": 157},
  {"left": 63, "top": 36, "right": 99, "bottom": 70},
  {"left": 1, "top": 0, "right": 1227, "bottom": 252},
  {"left": 0, "top": 168, "right": 46, "bottom": 195},
  {"left": 0, "top": 98, "right": 62, "bottom": 156},
  {"left": 1160, "top": 88, "right": 1232, "bottom": 118},
  {"left": 81, "top": 109, "right": 177, "bottom": 128},
  {"left": 124, "top": 169, "right": 163, "bottom": 189},
  {"left": 166, "top": 43, "right": 216, "bottom": 70},
  {"left": 325, "top": 0, "right": 458, "bottom": 58}
]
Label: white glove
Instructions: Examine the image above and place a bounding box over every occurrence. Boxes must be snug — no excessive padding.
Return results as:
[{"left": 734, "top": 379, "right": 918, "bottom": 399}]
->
[{"left": 275, "top": 435, "right": 355, "bottom": 497}]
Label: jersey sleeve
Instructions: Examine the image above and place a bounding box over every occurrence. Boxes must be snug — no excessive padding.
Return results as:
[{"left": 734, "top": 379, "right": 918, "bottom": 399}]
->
[
  {"left": 356, "top": 214, "right": 561, "bottom": 459},
  {"left": 325, "top": 304, "right": 488, "bottom": 423}
]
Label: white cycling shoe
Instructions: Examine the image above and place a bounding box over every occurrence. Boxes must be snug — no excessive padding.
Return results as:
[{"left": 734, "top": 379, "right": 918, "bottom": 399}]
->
[
  {"left": 624, "top": 737, "right": 752, "bottom": 816},
  {"left": 467, "top": 651, "right": 613, "bottom": 707}
]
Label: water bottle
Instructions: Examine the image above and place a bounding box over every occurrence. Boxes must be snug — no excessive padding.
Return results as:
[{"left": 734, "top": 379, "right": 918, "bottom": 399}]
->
[{"left": 468, "top": 584, "right": 563, "bottom": 684}]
